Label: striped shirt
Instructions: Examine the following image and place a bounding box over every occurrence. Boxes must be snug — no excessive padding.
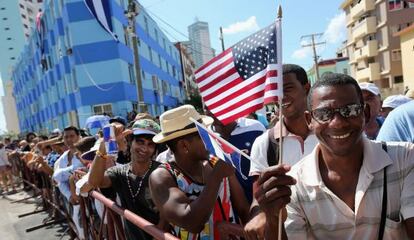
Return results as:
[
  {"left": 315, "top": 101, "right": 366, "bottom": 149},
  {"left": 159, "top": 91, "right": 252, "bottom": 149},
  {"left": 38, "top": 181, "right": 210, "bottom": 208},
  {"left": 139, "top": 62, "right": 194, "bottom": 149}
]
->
[{"left": 285, "top": 138, "right": 414, "bottom": 239}]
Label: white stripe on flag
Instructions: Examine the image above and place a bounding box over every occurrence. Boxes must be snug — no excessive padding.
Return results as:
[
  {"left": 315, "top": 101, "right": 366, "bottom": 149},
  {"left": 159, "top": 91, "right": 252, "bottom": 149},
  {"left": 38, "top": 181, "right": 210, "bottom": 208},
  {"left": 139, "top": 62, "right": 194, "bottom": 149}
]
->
[
  {"left": 209, "top": 82, "right": 266, "bottom": 114},
  {"left": 205, "top": 68, "right": 267, "bottom": 106},
  {"left": 198, "top": 61, "right": 235, "bottom": 89},
  {"left": 195, "top": 51, "right": 233, "bottom": 79},
  {"left": 200, "top": 71, "right": 240, "bottom": 97},
  {"left": 217, "top": 98, "right": 264, "bottom": 121}
]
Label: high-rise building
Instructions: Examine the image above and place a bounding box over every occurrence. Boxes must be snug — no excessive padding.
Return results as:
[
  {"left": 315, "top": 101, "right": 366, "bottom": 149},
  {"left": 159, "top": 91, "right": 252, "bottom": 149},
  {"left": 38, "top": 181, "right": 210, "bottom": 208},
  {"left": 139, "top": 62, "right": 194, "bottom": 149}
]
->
[
  {"left": 0, "top": 1, "right": 30, "bottom": 133},
  {"left": 340, "top": 0, "right": 414, "bottom": 95},
  {"left": 11, "top": 0, "right": 185, "bottom": 133},
  {"left": 188, "top": 20, "right": 215, "bottom": 69},
  {"left": 17, "top": 0, "right": 43, "bottom": 38}
]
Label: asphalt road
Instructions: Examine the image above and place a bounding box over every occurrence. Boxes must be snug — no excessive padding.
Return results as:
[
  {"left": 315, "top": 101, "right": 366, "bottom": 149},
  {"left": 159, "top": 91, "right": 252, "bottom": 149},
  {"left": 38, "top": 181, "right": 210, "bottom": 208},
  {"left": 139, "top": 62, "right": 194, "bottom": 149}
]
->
[{"left": 0, "top": 189, "right": 71, "bottom": 240}]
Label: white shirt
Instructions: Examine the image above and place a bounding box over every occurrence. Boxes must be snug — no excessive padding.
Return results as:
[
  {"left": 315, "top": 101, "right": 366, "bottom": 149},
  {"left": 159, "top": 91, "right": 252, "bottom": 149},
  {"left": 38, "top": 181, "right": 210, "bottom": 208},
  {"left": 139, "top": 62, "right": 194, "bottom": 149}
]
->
[
  {"left": 285, "top": 138, "right": 414, "bottom": 239},
  {"left": 249, "top": 121, "right": 318, "bottom": 175},
  {"left": 53, "top": 150, "right": 82, "bottom": 200},
  {"left": 0, "top": 147, "right": 10, "bottom": 166}
]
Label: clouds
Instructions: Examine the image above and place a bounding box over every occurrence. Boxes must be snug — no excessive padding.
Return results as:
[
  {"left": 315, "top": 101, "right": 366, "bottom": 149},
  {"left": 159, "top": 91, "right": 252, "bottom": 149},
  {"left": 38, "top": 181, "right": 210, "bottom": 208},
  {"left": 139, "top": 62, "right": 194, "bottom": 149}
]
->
[
  {"left": 323, "top": 12, "right": 346, "bottom": 44},
  {"left": 291, "top": 12, "right": 346, "bottom": 60},
  {"left": 222, "top": 16, "right": 259, "bottom": 35}
]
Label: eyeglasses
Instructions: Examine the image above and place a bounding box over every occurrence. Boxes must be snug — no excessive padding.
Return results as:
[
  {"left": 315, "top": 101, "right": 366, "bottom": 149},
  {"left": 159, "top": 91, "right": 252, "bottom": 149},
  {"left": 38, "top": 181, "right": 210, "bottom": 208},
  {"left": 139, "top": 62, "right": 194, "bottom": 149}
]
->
[{"left": 311, "top": 103, "right": 364, "bottom": 123}]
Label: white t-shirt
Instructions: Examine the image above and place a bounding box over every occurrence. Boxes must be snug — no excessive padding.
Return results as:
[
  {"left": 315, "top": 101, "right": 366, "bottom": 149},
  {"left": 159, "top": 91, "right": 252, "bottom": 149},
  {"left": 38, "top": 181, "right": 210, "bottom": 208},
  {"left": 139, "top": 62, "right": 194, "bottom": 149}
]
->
[{"left": 249, "top": 121, "right": 318, "bottom": 176}]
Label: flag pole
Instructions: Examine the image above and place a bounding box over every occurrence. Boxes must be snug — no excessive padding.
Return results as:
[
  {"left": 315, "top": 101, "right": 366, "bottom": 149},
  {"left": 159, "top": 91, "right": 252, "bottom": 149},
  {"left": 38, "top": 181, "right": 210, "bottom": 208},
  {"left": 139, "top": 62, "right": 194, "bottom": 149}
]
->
[
  {"left": 276, "top": 4, "right": 284, "bottom": 240},
  {"left": 189, "top": 117, "right": 268, "bottom": 170}
]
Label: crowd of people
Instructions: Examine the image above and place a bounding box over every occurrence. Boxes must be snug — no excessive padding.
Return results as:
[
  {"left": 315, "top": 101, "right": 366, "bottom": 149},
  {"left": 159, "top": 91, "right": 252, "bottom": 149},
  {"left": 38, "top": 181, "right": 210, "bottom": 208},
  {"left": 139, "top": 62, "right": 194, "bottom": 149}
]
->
[{"left": 1, "top": 64, "right": 414, "bottom": 240}]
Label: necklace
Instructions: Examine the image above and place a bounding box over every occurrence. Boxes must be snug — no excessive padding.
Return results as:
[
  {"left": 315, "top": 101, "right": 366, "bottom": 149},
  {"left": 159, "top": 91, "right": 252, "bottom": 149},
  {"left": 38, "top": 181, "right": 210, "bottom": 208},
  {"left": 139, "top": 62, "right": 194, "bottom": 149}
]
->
[{"left": 125, "top": 161, "right": 153, "bottom": 201}]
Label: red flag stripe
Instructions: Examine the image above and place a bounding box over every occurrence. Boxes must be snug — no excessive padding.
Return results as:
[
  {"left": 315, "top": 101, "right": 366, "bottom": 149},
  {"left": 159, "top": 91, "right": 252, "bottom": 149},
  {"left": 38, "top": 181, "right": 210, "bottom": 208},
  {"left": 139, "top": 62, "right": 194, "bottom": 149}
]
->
[
  {"left": 264, "top": 95, "right": 279, "bottom": 104},
  {"left": 199, "top": 67, "right": 238, "bottom": 92},
  {"left": 266, "top": 70, "right": 278, "bottom": 78},
  {"left": 211, "top": 90, "right": 266, "bottom": 117},
  {"left": 202, "top": 77, "right": 244, "bottom": 101},
  {"left": 207, "top": 76, "right": 267, "bottom": 109},
  {"left": 196, "top": 57, "right": 234, "bottom": 84},
  {"left": 195, "top": 48, "right": 232, "bottom": 76},
  {"left": 264, "top": 83, "right": 278, "bottom": 91},
  {"left": 218, "top": 103, "right": 264, "bottom": 125}
]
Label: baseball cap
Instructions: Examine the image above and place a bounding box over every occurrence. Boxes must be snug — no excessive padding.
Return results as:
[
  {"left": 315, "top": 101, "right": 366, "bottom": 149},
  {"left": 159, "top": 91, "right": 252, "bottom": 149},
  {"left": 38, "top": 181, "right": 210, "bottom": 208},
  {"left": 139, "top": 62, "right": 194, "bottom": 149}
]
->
[
  {"left": 359, "top": 82, "right": 380, "bottom": 96},
  {"left": 109, "top": 116, "right": 127, "bottom": 126},
  {"left": 382, "top": 95, "right": 412, "bottom": 109},
  {"left": 132, "top": 119, "right": 161, "bottom": 136}
]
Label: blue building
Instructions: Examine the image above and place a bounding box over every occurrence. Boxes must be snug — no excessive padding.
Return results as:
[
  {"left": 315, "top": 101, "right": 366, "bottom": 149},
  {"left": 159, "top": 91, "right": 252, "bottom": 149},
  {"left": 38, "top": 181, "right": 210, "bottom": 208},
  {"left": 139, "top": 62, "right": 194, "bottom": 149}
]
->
[{"left": 11, "top": 0, "right": 185, "bottom": 133}]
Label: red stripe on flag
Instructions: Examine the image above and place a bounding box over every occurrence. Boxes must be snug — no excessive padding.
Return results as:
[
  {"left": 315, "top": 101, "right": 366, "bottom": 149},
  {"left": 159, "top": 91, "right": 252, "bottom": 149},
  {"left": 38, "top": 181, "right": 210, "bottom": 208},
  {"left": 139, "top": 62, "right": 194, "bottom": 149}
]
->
[
  {"left": 212, "top": 90, "right": 265, "bottom": 117},
  {"left": 199, "top": 67, "right": 238, "bottom": 92},
  {"left": 266, "top": 70, "right": 278, "bottom": 78},
  {"left": 219, "top": 103, "right": 264, "bottom": 125},
  {"left": 195, "top": 48, "right": 232, "bottom": 74},
  {"left": 202, "top": 77, "right": 244, "bottom": 101},
  {"left": 264, "top": 95, "right": 279, "bottom": 104},
  {"left": 206, "top": 76, "right": 266, "bottom": 109},
  {"left": 264, "top": 83, "right": 278, "bottom": 91},
  {"left": 196, "top": 57, "right": 234, "bottom": 84}
]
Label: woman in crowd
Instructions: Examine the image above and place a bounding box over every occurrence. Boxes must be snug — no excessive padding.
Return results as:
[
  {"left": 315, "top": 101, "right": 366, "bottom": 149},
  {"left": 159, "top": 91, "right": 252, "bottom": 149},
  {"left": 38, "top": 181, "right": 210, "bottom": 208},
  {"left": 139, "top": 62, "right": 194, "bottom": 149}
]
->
[{"left": 88, "top": 119, "right": 169, "bottom": 239}]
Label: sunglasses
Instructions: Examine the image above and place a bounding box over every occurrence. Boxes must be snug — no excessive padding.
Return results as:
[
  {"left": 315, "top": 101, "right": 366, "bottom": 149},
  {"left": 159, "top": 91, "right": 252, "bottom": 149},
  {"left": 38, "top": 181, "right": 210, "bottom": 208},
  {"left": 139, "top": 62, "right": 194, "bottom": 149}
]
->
[{"left": 311, "top": 103, "right": 364, "bottom": 123}]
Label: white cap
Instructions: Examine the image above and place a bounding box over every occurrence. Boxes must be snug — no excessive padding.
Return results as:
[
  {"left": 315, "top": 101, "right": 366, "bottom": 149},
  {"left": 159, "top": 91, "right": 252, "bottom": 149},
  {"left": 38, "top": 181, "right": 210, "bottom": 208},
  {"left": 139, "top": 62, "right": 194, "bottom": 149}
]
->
[
  {"left": 382, "top": 95, "right": 412, "bottom": 109},
  {"left": 359, "top": 82, "right": 380, "bottom": 96}
]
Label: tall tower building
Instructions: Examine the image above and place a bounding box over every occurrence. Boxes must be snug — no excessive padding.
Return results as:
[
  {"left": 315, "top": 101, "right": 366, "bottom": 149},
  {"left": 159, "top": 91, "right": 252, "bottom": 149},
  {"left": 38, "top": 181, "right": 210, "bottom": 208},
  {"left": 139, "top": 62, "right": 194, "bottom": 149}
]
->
[
  {"left": 188, "top": 19, "right": 215, "bottom": 69},
  {"left": 340, "top": 0, "right": 414, "bottom": 95},
  {"left": 17, "top": 0, "right": 43, "bottom": 38}
]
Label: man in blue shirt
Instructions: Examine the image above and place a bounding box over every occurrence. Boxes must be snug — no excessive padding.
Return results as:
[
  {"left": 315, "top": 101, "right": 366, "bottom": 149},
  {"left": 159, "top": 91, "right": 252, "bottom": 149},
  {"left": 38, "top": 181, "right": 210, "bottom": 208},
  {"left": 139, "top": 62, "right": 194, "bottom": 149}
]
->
[{"left": 377, "top": 101, "right": 414, "bottom": 143}]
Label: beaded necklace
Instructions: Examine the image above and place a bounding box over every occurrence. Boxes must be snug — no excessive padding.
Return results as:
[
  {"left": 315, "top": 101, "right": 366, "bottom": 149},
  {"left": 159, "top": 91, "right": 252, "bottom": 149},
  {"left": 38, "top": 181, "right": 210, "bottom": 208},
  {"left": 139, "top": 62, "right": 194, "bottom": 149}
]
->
[{"left": 125, "top": 161, "right": 153, "bottom": 201}]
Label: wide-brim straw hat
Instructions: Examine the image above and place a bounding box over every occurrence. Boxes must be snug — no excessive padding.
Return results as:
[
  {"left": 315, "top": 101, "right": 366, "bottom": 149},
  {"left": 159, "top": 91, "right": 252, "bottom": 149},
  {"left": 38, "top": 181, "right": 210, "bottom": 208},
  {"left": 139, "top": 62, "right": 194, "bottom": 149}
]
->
[{"left": 153, "top": 105, "right": 213, "bottom": 143}]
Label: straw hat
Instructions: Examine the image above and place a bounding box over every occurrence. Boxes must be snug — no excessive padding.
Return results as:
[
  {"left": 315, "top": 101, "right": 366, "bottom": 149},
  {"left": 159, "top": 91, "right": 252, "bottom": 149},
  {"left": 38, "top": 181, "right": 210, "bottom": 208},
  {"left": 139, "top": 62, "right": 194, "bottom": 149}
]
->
[{"left": 153, "top": 105, "right": 213, "bottom": 143}]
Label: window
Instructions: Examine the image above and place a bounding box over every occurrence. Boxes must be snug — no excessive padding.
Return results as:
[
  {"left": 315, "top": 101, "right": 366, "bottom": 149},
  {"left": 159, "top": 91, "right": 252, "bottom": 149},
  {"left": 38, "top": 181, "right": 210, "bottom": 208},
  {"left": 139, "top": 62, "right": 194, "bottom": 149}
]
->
[
  {"left": 389, "top": 0, "right": 402, "bottom": 11},
  {"left": 129, "top": 64, "right": 136, "bottom": 84},
  {"left": 154, "top": 29, "right": 158, "bottom": 43},
  {"left": 93, "top": 104, "right": 113, "bottom": 115},
  {"left": 343, "top": 68, "right": 348, "bottom": 75},
  {"left": 19, "top": 4, "right": 25, "bottom": 9},
  {"left": 172, "top": 66, "right": 177, "bottom": 78},
  {"left": 391, "top": 49, "right": 401, "bottom": 61},
  {"left": 162, "top": 38, "right": 166, "bottom": 50},
  {"left": 141, "top": 70, "right": 146, "bottom": 81},
  {"left": 148, "top": 46, "right": 153, "bottom": 62},
  {"left": 394, "top": 75, "right": 403, "bottom": 84},
  {"left": 158, "top": 54, "right": 162, "bottom": 69},
  {"left": 144, "top": 16, "right": 149, "bottom": 33},
  {"left": 4, "top": 27, "right": 9, "bottom": 30},
  {"left": 24, "top": 24, "right": 28, "bottom": 29},
  {"left": 8, "top": 47, "right": 13, "bottom": 50}
]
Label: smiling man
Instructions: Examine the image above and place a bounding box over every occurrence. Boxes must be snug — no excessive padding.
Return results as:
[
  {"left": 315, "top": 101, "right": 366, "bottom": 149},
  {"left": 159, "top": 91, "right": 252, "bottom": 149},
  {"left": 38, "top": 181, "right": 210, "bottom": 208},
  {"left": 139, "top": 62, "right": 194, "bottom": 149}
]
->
[{"left": 254, "top": 73, "right": 414, "bottom": 239}]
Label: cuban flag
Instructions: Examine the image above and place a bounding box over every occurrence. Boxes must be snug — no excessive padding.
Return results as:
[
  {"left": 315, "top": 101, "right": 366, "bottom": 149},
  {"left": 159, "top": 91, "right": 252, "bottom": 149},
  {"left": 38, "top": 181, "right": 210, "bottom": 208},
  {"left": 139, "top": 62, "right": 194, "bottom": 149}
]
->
[
  {"left": 195, "top": 124, "right": 247, "bottom": 180},
  {"left": 84, "top": 0, "right": 118, "bottom": 41}
]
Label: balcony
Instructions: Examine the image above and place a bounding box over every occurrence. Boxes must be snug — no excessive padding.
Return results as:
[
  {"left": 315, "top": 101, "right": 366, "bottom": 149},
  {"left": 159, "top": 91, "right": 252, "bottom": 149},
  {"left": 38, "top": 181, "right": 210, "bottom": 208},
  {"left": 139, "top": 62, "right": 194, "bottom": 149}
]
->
[
  {"left": 354, "top": 40, "right": 378, "bottom": 60},
  {"left": 351, "top": 0, "right": 375, "bottom": 20},
  {"left": 356, "top": 62, "right": 380, "bottom": 81},
  {"left": 352, "top": 16, "right": 377, "bottom": 41}
]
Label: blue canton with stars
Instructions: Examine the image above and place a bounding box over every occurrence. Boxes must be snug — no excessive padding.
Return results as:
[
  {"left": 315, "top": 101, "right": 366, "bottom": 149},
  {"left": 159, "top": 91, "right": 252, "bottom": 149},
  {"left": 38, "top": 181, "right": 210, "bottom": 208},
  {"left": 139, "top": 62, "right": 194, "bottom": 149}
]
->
[{"left": 232, "top": 23, "right": 278, "bottom": 80}]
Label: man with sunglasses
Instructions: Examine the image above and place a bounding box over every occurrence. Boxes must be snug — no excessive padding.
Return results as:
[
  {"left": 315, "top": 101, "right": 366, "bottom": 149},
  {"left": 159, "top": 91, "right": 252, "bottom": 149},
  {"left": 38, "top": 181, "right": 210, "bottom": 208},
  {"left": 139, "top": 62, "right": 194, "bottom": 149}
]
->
[{"left": 252, "top": 73, "right": 414, "bottom": 239}]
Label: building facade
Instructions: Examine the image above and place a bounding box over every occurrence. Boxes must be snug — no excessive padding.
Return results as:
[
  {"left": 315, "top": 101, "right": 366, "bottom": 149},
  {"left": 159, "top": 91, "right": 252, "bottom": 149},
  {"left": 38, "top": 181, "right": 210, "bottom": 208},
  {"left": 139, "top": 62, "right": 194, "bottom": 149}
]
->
[
  {"left": 11, "top": 0, "right": 185, "bottom": 133},
  {"left": 187, "top": 20, "right": 215, "bottom": 69},
  {"left": 340, "top": 0, "right": 414, "bottom": 95},
  {"left": 175, "top": 42, "right": 197, "bottom": 98},
  {"left": 395, "top": 24, "right": 414, "bottom": 91},
  {"left": 307, "top": 57, "right": 350, "bottom": 85}
]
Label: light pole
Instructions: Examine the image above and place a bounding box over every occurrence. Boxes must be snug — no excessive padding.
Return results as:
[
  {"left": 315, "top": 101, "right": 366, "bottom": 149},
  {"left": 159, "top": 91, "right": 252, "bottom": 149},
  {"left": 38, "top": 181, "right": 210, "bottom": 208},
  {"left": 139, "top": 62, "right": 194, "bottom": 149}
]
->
[{"left": 126, "top": 1, "right": 147, "bottom": 112}]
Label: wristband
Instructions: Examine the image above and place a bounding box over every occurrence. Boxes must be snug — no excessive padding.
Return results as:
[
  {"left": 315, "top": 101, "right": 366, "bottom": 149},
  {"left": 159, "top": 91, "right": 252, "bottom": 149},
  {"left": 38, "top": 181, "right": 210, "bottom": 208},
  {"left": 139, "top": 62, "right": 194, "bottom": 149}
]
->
[
  {"left": 96, "top": 151, "right": 108, "bottom": 160},
  {"left": 209, "top": 156, "right": 219, "bottom": 167}
]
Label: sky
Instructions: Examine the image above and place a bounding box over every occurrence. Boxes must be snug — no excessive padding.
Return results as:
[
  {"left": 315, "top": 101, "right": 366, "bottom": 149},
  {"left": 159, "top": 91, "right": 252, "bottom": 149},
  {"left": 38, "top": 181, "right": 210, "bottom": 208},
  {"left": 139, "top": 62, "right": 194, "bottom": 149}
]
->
[
  {"left": 139, "top": 0, "right": 347, "bottom": 69},
  {"left": 0, "top": 0, "right": 347, "bottom": 133}
]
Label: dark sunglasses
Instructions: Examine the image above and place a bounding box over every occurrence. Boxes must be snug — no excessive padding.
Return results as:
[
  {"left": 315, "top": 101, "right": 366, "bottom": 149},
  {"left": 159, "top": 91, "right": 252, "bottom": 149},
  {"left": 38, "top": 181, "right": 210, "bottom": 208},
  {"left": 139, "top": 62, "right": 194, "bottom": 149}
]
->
[{"left": 311, "top": 103, "right": 364, "bottom": 123}]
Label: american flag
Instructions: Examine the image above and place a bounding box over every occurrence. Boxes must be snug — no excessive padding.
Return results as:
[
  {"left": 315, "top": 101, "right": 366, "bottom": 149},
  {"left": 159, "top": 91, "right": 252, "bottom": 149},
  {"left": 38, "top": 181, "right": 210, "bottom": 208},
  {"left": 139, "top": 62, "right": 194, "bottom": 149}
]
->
[{"left": 195, "top": 20, "right": 282, "bottom": 125}]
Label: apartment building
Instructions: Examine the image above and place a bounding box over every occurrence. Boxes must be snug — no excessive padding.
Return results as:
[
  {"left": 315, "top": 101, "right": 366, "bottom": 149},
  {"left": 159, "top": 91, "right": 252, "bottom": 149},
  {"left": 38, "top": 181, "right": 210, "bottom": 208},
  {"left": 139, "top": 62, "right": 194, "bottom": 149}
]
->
[{"left": 340, "top": 0, "right": 414, "bottom": 95}]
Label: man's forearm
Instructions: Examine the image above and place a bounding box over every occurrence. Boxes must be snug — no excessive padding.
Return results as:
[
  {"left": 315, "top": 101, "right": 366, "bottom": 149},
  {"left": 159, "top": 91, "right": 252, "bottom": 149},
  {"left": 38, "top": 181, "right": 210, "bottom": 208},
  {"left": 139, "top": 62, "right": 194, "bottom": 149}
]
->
[
  {"left": 88, "top": 156, "right": 106, "bottom": 187},
  {"left": 265, "top": 215, "right": 287, "bottom": 240}
]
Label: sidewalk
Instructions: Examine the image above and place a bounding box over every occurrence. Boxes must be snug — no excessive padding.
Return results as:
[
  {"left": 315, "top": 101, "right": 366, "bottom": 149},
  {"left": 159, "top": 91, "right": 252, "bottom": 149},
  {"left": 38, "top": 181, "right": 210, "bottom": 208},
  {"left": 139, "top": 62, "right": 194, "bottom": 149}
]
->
[{"left": 0, "top": 189, "right": 71, "bottom": 240}]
